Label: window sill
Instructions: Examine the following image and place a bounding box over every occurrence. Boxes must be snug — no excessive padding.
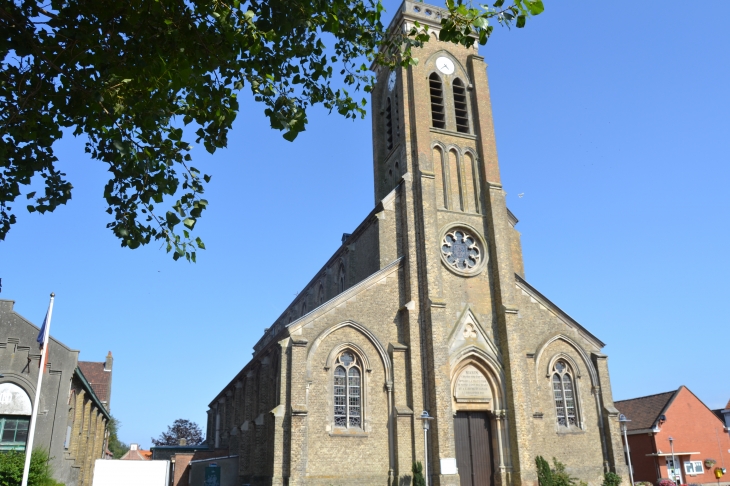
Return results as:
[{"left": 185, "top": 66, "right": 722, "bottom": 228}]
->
[
  {"left": 329, "top": 427, "right": 368, "bottom": 438},
  {"left": 555, "top": 425, "right": 584, "bottom": 435},
  {"left": 429, "top": 127, "right": 477, "bottom": 140}
]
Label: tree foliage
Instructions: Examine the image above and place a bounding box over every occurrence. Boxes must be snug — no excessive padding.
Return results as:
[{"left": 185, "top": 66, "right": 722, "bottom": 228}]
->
[
  {"left": 412, "top": 460, "right": 426, "bottom": 486},
  {"left": 1, "top": 0, "right": 543, "bottom": 260},
  {"left": 0, "top": 449, "right": 65, "bottom": 486},
  {"left": 106, "top": 416, "right": 129, "bottom": 459},
  {"left": 151, "top": 418, "right": 205, "bottom": 446},
  {"left": 536, "top": 456, "right": 553, "bottom": 486}
]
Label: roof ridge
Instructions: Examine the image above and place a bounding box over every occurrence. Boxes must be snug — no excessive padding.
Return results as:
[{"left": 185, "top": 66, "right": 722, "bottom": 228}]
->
[{"left": 614, "top": 390, "right": 676, "bottom": 403}]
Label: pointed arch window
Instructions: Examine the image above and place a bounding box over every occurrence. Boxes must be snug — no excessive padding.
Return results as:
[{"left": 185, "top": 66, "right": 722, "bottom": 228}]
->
[
  {"left": 385, "top": 97, "right": 394, "bottom": 150},
  {"left": 301, "top": 301, "right": 307, "bottom": 316},
  {"left": 333, "top": 351, "right": 361, "bottom": 428},
  {"left": 429, "top": 73, "right": 446, "bottom": 129},
  {"left": 338, "top": 265, "right": 345, "bottom": 293},
  {"left": 318, "top": 284, "right": 325, "bottom": 305},
  {"left": 453, "top": 78, "right": 469, "bottom": 133},
  {"left": 552, "top": 360, "right": 578, "bottom": 427}
]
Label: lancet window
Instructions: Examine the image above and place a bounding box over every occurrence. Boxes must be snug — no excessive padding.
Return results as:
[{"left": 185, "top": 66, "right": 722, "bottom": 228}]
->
[
  {"left": 333, "top": 351, "right": 362, "bottom": 428},
  {"left": 386, "top": 97, "right": 394, "bottom": 150},
  {"left": 453, "top": 78, "right": 469, "bottom": 133},
  {"left": 429, "top": 73, "right": 446, "bottom": 129},
  {"left": 552, "top": 360, "right": 578, "bottom": 427}
]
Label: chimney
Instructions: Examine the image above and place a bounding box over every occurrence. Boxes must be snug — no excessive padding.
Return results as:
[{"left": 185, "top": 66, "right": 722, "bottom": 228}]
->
[
  {"left": 105, "top": 351, "right": 113, "bottom": 371},
  {"left": 130, "top": 443, "right": 138, "bottom": 451},
  {"left": 179, "top": 438, "right": 187, "bottom": 446}
]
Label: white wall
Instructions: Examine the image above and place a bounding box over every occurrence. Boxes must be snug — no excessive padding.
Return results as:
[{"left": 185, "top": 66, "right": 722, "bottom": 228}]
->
[{"left": 92, "top": 460, "right": 169, "bottom": 486}]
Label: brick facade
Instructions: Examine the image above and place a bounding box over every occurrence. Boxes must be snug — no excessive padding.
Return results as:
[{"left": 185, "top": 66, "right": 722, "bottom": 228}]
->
[
  {"left": 616, "top": 387, "right": 730, "bottom": 485},
  {"left": 205, "top": 2, "right": 627, "bottom": 485}
]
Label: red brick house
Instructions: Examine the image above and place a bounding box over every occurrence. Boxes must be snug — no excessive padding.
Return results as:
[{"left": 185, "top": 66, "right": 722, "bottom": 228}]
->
[{"left": 615, "top": 386, "right": 730, "bottom": 485}]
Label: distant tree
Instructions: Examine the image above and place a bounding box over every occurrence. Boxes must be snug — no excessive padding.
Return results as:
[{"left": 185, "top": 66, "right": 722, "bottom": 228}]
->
[
  {"left": 151, "top": 418, "right": 205, "bottom": 446},
  {"left": 106, "top": 416, "right": 129, "bottom": 459}
]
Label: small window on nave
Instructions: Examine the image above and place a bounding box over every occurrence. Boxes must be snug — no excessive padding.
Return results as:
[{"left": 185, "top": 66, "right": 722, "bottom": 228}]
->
[
  {"left": 333, "top": 351, "right": 362, "bottom": 429},
  {"left": 429, "top": 73, "right": 446, "bottom": 129},
  {"left": 338, "top": 265, "right": 345, "bottom": 294},
  {"left": 552, "top": 360, "right": 579, "bottom": 428},
  {"left": 318, "top": 284, "right": 325, "bottom": 305},
  {"left": 453, "top": 78, "right": 469, "bottom": 133}
]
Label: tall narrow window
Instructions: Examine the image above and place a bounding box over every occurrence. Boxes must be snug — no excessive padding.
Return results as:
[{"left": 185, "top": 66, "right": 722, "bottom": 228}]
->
[
  {"left": 318, "top": 284, "right": 325, "bottom": 305},
  {"left": 552, "top": 360, "right": 578, "bottom": 427},
  {"left": 333, "top": 351, "right": 362, "bottom": 428},
  {"left": 429, "top": 73, "right": 446, "bottom": 129},
  {"left": 338, "top": 265, "right": 345, "bottom": 293},
  {"left": 385, "top": 97, "right": 394, "bottom": 150},
  {"left": 301, "top": 301, "right": 307, "bottom": 316},
  {"left": 394, "top": 92, "right": 401, "bottom": 140},
  {"left": 453, "top": 78, "right": 469, "bottom": 133}
]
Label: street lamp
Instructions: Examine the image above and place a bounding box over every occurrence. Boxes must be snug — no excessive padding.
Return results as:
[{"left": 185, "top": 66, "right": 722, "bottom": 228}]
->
[
  {"left": 418, "top": 411, "right": 434, "bottom": 486},
  {"left": 619, "top": 414, "right": 635, "bottom": 486},
  {"left": 669, "top": 436, "right": 678, "bottom": 485}
]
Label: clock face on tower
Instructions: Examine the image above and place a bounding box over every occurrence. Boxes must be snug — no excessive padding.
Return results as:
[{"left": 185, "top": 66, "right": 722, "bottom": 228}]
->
[
  {"left": 387, "top": 71, "right": 396, "bottom": 91},
  {"left": 436, "top": 56, "right": 455, "bottom": 75}
]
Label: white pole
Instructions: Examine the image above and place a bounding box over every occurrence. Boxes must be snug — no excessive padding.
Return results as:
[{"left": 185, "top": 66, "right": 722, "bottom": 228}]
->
[
  {"left": 21, "top": 293, "right": 55, "bottom": 486},
  {"left": 623, "top": 424, "right": 635, "bottom": 486},
  {"left": 423, "top": 425, "right": 429, "bottom": 486}
]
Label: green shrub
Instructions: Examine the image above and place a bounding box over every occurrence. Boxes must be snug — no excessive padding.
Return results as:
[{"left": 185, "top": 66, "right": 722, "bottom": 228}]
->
[
  {"left": 602, "top": 472, "right": 622, "bottom": 486},
  {"left": 0, "top": 449, "right": 65, "bottom": 486},
  {"left": 412, "top": 461, "right": 426, "bottom": 486},
  {"left": 551, "top": 458, "right": 577, "bottom": 486},
  {"left": 536, "top": 456, "right": 553, "bottom": 486}
]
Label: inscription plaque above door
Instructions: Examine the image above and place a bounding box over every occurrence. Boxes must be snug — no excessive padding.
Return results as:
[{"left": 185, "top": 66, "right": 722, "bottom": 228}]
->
[{"left": 454, "top": 365, "right": 492, "bottom": 403}]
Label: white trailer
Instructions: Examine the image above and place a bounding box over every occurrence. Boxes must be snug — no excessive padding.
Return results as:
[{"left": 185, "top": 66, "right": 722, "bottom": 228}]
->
[{"left": 92, "top": 459, "right": 170, "bottom": 486}]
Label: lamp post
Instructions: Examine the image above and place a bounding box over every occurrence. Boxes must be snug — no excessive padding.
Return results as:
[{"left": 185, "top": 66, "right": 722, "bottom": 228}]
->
[
  {"left": 418, "top": 411, "right": 434, "bottom": 486},
  {"left": 669, "top": 436, "right": 678, "bottom": 484},
  {"left": 619, "top": 414, "right": 635, "bottom": 486}
]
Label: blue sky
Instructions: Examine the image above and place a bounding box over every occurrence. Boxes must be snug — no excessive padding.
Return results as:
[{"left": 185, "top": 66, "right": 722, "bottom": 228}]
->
[{"left": 1, "top": 2, "right": 728, "bottom": 447}]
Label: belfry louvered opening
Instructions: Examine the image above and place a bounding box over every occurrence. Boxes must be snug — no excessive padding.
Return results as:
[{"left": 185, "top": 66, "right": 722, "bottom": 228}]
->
[
  {"left": 453, "top": 78, "right": 469, "bottom": 133},
  {"left": 429, "top": 73, "right": 446, "bottom": 129},
  {"left": 385, "top": 97, "right": 394, "bottom": 150}
]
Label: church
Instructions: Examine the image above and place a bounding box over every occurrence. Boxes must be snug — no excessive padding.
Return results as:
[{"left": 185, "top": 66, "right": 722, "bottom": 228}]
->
[{"left": 205, "top": 2, "right": 630, "bottom": 485}]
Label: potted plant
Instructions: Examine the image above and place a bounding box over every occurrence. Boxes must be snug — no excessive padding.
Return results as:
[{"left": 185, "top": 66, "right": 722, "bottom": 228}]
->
[{"left": 705, "top": 459, "right": 717, "bottom": 469}]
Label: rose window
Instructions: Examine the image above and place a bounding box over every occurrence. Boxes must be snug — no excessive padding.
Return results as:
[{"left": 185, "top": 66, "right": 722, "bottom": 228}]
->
[{"left": 441, "top": 229, "right": 481, "bottom": 272}]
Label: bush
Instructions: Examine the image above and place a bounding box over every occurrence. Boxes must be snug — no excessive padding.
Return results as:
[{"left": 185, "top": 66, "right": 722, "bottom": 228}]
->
[
  {"left": 657, "top": 479, "right": 676, "bottom": 486},
  {"left": 412, "top": 461, "right": 425, "bottom": 486},
  {"left": 636, "top": 482, "right": 653, "bottom": 486},
  {"left": 536, "top": 456, "right": 553, "bottom": 486},
  {"left": 0, "top": 449, "right": 65, "bottom": 486},
  {"left": 602, "top": 471, "right": 622, "bottom": 486},
  {"left": 551, "top": 458, "right": 577, "bottom": 486}
]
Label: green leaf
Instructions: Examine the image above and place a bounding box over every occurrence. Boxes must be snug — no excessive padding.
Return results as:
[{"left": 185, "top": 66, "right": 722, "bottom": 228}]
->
[{"left": 165, "top": 211, "right": 181, "bottom": 228}]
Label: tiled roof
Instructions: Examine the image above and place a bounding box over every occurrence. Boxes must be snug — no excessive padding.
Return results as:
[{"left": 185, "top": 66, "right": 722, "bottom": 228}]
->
[
  {"left": 120, "top": 448, "right": 152, "bottom": 461},
  {"left": 726, "top": 398, "right": 730, "bottom": 409},
  {"left": 78, "top": 361, "right": 111, "bottom": 405},
  {"left": 614, "top": 390, "right": 677, "bottom": 431}
]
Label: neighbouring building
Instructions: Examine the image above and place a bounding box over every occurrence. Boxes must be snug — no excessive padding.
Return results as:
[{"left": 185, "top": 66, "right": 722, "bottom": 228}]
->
[
  {"left": 712, "top": 399, "right": 730, "bottom": 439},
  {"left": 150, "top": 444, "right": 230, "bottom": 486},
  {"left": 615, "top": 386, "right": 730, "bottom": 485},
  {"left": 0, "top": 298, "right": 112, "bottom": 486},
  {"left": 120, "top": 443, "right": 153, "bottom": 460},
  {"left": 204, "top": 2, "right": 629, "bottom": 485}
]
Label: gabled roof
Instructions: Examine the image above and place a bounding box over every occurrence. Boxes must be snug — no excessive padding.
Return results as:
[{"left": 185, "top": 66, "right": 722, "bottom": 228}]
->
[
  {"left": 614, "top": 389, "right": 677, "bottom": 432},
  {"left": 120, "top": 448, "right": 152, "bottom": 460},
  {"left": 78, "top": 360, "right": 111, "bottom": 404}
]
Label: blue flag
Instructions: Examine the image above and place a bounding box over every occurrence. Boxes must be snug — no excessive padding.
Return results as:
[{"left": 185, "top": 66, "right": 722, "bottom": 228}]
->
[{"left": 37, "top": 312, "right": 48, "bottom": 348}]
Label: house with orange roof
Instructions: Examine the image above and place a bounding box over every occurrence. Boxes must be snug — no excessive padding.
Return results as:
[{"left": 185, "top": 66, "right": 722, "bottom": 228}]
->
[{"left": 615, "top": 386, "right": 730, "bottom": 485}]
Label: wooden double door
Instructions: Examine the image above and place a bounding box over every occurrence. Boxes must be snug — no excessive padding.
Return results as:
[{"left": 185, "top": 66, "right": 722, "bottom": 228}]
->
[{"left": 454, "top": 411, "right": 494, "bottom": 486}]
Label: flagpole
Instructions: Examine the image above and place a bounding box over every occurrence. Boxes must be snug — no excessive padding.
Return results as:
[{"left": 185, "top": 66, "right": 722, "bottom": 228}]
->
[{"left": 21, "top": 292, "right": 55, "bottom": 486}]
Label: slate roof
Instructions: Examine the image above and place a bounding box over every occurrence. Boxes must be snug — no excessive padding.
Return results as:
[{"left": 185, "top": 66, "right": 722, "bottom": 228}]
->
[
  {"left": 614, "top": 389, "right": 677, "bottom": 432},
  {"left": 78, "top": 360, "right": 111, "bottom": 405}
]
